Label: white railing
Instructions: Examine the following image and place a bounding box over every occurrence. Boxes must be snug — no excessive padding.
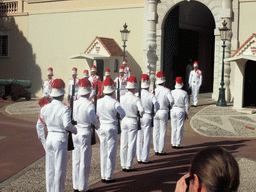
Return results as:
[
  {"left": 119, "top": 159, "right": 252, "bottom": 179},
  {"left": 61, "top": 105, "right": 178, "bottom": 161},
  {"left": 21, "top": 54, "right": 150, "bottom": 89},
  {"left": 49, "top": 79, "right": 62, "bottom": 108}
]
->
[{"left": 0, "top": 1, "right": 18, "bottom": 14}]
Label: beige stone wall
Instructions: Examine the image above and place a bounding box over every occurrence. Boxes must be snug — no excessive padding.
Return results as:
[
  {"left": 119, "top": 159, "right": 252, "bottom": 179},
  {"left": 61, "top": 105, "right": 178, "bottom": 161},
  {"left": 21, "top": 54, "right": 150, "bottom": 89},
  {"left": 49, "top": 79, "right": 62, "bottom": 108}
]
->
[
  {"left": 25, "top": 0, "right": 144, "bottom": 13},
  {"left": 27, "top": 2, "right": 145, "bottom": 97},
  {"left": 0, "top": 15, "right": 43, "bottom": 95},
  {"left": 239, "top": 1, "right": 256, "bottom": 44}
]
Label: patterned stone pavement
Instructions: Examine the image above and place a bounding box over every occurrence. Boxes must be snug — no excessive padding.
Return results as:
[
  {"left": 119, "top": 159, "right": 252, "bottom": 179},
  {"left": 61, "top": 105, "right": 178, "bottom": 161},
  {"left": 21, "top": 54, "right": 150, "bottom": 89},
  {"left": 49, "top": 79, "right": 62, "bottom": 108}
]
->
[
  {"left": 1, "top": 94, "right": 256, "bottom": 191},
  {"left": 191, "top": 105, "right": 256, "bottom": 137}
]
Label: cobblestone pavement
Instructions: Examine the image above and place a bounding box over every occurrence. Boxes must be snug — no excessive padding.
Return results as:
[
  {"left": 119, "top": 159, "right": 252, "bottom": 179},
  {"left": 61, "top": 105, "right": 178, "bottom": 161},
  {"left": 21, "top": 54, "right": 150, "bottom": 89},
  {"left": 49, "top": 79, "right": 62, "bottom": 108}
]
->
[{"left": 1, "top": 93, "right": 256, "bottom": 191}]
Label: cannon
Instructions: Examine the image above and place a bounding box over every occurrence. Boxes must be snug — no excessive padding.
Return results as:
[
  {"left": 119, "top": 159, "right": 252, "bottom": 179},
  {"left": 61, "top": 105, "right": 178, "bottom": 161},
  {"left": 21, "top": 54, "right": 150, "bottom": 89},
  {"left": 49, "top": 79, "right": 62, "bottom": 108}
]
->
[{"left": 0, "top": 78, "right": 32, "bottom": 101}]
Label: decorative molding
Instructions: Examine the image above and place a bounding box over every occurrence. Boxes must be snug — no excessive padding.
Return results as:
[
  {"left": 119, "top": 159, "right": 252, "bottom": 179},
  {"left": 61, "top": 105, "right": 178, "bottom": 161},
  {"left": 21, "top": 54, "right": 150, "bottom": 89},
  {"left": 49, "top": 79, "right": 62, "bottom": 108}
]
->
[{"left": 26, "top": 0, "right": 69, "bottom": 4}]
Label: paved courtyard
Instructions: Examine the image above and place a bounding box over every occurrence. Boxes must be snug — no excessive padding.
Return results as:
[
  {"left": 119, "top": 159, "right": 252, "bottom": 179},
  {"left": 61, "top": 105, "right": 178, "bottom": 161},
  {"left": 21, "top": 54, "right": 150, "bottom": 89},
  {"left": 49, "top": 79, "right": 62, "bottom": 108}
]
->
[{"left": 0, "top": 93, "right": 256, "bottom": 191}]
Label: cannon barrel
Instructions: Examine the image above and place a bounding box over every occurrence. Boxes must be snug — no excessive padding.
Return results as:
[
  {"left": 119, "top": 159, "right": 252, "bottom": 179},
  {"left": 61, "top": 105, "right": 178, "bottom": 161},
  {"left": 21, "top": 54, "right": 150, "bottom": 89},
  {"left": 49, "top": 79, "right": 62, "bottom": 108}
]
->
[{"left": 0, "top": 78, "right": 31, "bottom": 88}]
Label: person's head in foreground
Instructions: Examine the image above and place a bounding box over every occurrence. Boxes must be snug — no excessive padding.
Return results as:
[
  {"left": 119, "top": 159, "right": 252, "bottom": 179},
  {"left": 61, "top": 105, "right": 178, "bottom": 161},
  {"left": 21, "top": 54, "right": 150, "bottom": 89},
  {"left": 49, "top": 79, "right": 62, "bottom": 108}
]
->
[{"left": 175, "top": 146, "right": 240, "bottom": 192}]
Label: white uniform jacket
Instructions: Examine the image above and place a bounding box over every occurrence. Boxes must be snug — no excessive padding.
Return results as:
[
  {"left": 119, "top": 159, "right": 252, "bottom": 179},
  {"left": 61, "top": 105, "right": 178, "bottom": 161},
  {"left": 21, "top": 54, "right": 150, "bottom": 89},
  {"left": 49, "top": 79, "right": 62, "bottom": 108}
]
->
[
  {"left": 36, "top": 99, "right": 77, "bottom": 148},
  {"left": 189, "top": 69, "right": 202, "bottom": 87},
  {"left": 73, "top": 97, "right": 99, "bottom": 128},
  {"left": 120, "top": 92, "right": 144, "bottom": 118},
  {"left": 140, "top": 89, "right": 160, "bottom": 114},
  {"left": 171, "top": 88, "right": 190, "bottom": 115},
  {"left": 67, "top": 78, "right": 80, "bottom": 97},
  {"left": 43, "top": 79, "right": 54, "bottom": 98},
  {"left": 124, "top": 66, "right": 131, "bottom": 78},
  {"left": 88, "top": 75, "right": 100, "bottom": 85},
  {"left": 97, "top": 95, "right": 126, "bottom": 124},
  {"left": 154, "top": 85, "right": 174, "bottom": 110},
  {"left": 114, "top": 76, "right": 128, "bottom": 96}
]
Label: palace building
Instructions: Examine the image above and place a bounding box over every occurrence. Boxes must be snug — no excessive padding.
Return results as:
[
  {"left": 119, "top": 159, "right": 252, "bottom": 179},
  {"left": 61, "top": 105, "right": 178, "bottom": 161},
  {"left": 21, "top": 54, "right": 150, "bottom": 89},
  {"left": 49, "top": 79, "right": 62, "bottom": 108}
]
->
[{"left": 0, "top": 0, "right": 255, "bottom": 111}]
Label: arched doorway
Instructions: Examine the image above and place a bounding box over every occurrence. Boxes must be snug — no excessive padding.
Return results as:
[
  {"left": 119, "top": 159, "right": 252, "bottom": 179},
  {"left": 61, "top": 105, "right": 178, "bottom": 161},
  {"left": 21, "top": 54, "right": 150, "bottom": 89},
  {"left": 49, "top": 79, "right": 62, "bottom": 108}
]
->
[
  {"left": 244, "top": 60, "right": 256, "bottom": 107},
  {"left": 162, "top": 1, "right": 215, "bottom": 91}
]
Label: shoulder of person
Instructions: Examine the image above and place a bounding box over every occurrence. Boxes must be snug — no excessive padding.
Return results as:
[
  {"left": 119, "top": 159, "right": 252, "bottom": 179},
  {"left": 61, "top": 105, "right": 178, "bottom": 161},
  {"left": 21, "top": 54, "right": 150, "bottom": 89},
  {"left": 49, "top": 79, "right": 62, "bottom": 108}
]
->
[
  {"left": 88, "top": 99, "right": 95, "bottom": 104},
  {"left": 134, "top": 92, "right": 139, "bottom": 97},
  {"left": 62, "top": 102, "right": 71, "bottom": 109},
  {"left": 164, "top": 87, "right": 171, "bottom": 92}
]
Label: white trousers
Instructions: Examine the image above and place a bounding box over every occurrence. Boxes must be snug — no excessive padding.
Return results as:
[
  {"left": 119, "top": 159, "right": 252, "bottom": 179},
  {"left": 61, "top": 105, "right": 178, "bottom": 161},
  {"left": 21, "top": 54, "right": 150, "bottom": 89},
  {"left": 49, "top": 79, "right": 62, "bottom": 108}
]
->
[
  {"left": 99, "top": 124, "right": 118, "bottom": 180},
  {"left": 191, "top": 83, "right": 200, "bottom": 105},
  {"left": 153, "top": 110, "right": 168, "bottom": 153},
  {"left": 136, "top": 113, "right": 152, "bottom": 162},
  {"left": 171, "top": 107, "right": 185, "bottom": 146},
  {"left": 120, "top": 117, "right": 138, "bottom": 169},
  {"left": 45, "top": 132, "right": 68, "bottom": 192},
  {"left": 72, "top": 128, "right": 92, "bottom": 191}
]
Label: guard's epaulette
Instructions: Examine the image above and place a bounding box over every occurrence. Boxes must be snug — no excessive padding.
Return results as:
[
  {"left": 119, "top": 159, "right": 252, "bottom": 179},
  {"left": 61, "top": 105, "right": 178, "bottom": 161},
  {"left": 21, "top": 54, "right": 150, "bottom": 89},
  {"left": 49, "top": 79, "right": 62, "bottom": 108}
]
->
[
  {"left": 63, "top": 103, "right": 71, "bottom": 109},
  {"left": 88, "top": 99, "right": 93, "bottom": 103},
  {"left": 134, "top": 92, "right": 139, "bottom": 98},
  {"left": 42, "top": 102, "right": 50, "bottom": 108}
]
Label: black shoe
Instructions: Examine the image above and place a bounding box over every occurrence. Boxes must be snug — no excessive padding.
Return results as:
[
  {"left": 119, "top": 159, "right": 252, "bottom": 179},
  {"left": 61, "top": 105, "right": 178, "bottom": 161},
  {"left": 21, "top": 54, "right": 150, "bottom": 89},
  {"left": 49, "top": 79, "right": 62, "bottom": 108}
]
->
[
  {"left": 122, "top": 168, "right": 127, "bottom": 172},
  {"left": 155, "top": 152, "right": 159, "bottom": 155},
  {"left": 158, "top": 152, "right": 167, "bottom": 156},
  {"left": 105, "top": 178, "right": 117, "bottom": 183},
  {"left": 142, "top": 161, "right": 153, "bottom": 164},
  {"left": 74, "top": 190, "right": 79, "bottom": 192},
  {"left": 126, "top": 168, "right": 136, "bottom": 172},
  {"left": 137, "top": 161, "right": 143, "bottom": 164},
  {"left": 101, "top": 179, "right": 106, "bottom": 183},
  {"left": 172, "top": 145, "right": 177, "bottom": 149}
]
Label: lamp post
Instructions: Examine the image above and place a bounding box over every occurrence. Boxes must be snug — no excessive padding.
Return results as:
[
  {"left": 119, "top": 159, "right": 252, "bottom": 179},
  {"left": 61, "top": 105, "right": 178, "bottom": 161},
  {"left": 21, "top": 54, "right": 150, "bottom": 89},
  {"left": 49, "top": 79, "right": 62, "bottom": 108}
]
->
[
  {"left": 216, "top": 20, "right": 230, "bottom": 107},
  {"left": 120, "top": 23, "right": 130, "bottom": 60}
]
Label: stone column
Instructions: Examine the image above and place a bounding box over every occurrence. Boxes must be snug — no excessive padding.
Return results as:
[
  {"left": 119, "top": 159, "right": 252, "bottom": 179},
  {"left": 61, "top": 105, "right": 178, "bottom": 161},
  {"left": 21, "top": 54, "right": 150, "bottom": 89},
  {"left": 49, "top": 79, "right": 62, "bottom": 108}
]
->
[
  {"left": 220, "top": 0, "right": 232, "bottom": 102},
  {"left": 146, "top": 0, "right": 158, "bottom": 87}
]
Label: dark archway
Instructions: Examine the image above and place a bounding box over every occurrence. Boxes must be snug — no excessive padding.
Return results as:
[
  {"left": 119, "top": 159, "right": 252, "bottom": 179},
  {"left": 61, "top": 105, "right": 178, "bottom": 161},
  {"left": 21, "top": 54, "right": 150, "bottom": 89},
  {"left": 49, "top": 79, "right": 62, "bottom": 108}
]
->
[
  {"left": 243, "top": 60, "right": 256, "bottom": 107},
  {"left": 163, "top": 1, "right": 215, "bottom": 92}
]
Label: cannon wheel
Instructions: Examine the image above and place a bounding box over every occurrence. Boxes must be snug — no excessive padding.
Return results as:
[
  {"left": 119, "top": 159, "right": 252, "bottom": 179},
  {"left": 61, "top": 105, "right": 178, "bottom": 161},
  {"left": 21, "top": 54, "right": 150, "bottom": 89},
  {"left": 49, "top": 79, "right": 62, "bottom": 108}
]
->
[
  {"left": 25, "top": 93, "right": 31, "bottom": 101},
  {"left": 11, "top": 94, "right": 18, "bottom": 101},
  {"left": 2, "top": 95, "right": 7, "bottom": 100}
]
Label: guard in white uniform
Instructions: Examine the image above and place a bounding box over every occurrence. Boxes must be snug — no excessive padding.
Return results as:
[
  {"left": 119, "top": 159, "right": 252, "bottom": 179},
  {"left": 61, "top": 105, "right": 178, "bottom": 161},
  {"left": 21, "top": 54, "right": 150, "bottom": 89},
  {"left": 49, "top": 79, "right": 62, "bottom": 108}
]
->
[
  {"left": 39, "top": 67, "right": 54, "bottom": 107},
  {"left": 97, "top": 77, "right": 125, "bottom": 183},
  {"left": 136, "top": 74, "right": 159, "bottom": 163},
  {"left": 114, "top": 66, "right": 128, "bottom": 98},
  {"left": 36, "top": 79, "right": 77, "bottom": 192},
  {"left": 43, "top": 67, "right": 54, "bottom": 98},
  {"left": 153, "top": 71, "right": 174, "bottom": 155},
  {"left": 88, "top": 65, "right": 101, "bottom": 84},
  {"left": 171, "top": 77, "right": 189, "bottom": 148},
  {"left": 103, "top": 68, "right": 111, "bottom": 81},
  {"left": 89, "top": 65, "right": 101, "bottom": 100},
  {"left": 82, "top": 69, "right": 95, "bottom": 101},
  {"left": 120, "top": 75, "right": 144, "bottom": 171},
  {"left": 189, "top": 61, "right": 202, "bottom": 107},
  {"left": 72, "top": 78, "right": 99, "bottom": 192},
  {"left": 123, "top": 59, "right": 131, "bottom": 78},
  {"left": 67, "top": 67, "right": 80, "bottom": 103}
]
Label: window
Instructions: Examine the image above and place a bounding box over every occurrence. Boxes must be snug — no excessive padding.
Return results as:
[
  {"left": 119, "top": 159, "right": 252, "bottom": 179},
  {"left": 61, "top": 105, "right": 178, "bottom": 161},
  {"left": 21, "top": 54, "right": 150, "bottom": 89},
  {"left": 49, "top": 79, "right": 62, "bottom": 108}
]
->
[
  {"left": 0, "top": 35, "right": 8, "bottom": 56},
  {"left": 114, "top": 59, "right": 119, "bottom": 72}
]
